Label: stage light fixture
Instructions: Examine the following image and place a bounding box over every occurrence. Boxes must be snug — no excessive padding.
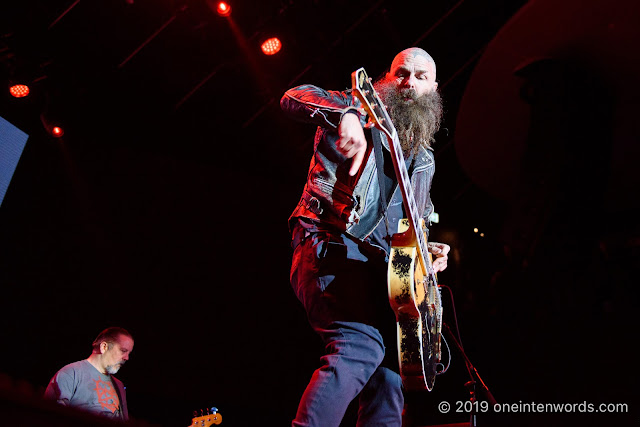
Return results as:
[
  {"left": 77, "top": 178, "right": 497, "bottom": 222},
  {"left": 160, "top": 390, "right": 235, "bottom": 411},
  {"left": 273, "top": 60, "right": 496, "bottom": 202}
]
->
[
  {"left": 40, "top": 112, "right": 65, "bottom": 138},
  {"left": 9, "top": 84, "right": 30, "bottom": 98},
  {"left": 261, "top": 37, "right": 282, "bottom": 55},
  {"left": 51, "top": 126, "right": 64, "bottom": 137},
  {"left": 216, "top": 2, "right": 231, "bottom": 17}
]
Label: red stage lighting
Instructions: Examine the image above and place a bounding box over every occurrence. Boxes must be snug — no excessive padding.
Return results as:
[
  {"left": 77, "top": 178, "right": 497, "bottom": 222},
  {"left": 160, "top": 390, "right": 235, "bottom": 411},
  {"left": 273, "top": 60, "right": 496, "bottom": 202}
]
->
[
  {"left": 9, "top": 84, "right": 30, "bottom": 98},
  {"left": 261, "top": 37, "right": 282, "bottom": 55},
  {"left": 216, "top": 2, "right": 231, "bottom": 17},
  {"left": 51, "top": 126, "right": 64, "bottom": 137}
]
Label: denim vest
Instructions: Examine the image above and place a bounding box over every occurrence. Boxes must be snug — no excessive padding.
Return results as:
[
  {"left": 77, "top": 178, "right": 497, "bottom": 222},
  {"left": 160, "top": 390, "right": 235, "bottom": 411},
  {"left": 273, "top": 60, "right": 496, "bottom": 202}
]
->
[{"left": 281, "top": 85, "right": 435, "bottom": 241}]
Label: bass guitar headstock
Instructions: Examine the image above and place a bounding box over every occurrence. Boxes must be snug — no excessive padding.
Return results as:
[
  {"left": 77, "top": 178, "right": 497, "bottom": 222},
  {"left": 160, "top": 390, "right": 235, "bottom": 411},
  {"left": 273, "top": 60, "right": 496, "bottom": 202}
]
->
[{"left": 189, "top": 407, "right": 222, "bottom": 426}]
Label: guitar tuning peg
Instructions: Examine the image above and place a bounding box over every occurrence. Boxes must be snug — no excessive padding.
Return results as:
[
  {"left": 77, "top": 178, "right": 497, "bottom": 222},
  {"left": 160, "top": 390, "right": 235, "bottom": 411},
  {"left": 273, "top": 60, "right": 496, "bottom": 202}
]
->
[
  {"left": 192, "top": 410, "right": 197, "bottom": 418},
  {"left": 210, "top": 407, "right": 218, "bottom": 414}
]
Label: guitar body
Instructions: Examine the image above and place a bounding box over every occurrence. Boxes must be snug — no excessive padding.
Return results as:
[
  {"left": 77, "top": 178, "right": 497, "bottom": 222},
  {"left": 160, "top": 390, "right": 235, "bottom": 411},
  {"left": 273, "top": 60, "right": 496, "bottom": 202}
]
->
[{"left": 388, "top": 219, "right": 442, "bottom": 391}]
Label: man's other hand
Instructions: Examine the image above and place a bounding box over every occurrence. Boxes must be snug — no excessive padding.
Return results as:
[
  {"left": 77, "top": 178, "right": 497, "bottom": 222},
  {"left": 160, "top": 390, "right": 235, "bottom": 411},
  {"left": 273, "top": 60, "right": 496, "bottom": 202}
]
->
[
  {"left": 428, "top": 242, "right": 450, "bottom": 273},
  {"left": 337, "top": 113, "right": 367, "bottom": 176}
]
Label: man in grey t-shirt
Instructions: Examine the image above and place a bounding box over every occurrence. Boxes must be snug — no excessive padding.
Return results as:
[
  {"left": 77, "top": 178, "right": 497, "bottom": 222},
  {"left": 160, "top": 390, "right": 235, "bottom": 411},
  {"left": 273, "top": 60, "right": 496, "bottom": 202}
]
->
[{"left": 44, "top": 327, "right": 134, "bottom": 421}]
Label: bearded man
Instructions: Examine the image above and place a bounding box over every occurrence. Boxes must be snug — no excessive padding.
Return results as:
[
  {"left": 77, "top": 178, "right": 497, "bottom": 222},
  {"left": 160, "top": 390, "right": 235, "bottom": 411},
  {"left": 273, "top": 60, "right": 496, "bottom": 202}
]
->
[
  {"left": 44, "top": 327, "right": 134, "bottom": 421},
  {"left": 281, "top": 47, "right": 451, "bottom": 427}
]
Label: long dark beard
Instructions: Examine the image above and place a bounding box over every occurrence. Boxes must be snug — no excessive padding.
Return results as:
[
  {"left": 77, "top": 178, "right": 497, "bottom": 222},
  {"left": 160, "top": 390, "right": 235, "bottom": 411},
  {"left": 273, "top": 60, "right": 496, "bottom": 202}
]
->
[{"left": 374, "top": 79, "right": 443, "bottom": 156}]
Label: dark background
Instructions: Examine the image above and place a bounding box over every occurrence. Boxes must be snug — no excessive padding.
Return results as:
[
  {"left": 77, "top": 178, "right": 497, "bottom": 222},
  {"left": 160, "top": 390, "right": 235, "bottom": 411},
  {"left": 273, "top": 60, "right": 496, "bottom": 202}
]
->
[{"left": 0, "top": 1, "right": 637, "bottom": 426}]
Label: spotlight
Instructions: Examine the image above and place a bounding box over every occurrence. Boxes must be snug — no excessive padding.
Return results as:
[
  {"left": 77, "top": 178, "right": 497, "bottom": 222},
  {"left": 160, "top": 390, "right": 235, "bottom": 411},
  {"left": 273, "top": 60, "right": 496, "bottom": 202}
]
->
[
  {"left": 261, "top": 37, "right": 282, "bottom": 55},
  {"left": 51, "top": 126, "right": 64, "bottom": 137},
  {"left": 9, "top": 84, "right": 30, "bottom": 98},
  {"left": 216, "top": 2, "right": 231, "bottom": 17},
  {"left": 40, "top": 113, "right": 65, "bottom": 138}
]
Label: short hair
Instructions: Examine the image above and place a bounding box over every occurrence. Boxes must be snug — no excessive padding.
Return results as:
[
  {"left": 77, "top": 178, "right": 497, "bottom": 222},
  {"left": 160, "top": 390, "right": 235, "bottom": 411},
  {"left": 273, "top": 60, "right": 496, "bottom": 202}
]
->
[{"left": 91, "top": 327, "right": 133, "bottom": 352}]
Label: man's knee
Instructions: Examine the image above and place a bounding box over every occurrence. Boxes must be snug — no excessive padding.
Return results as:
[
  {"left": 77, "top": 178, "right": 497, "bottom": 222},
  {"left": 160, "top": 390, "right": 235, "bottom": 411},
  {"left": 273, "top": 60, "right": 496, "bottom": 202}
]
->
[
  {"left": 333, "top": 322, "right": 386, "bottom": 364},
  {"left": 367, "top": 367, "right": 402, "bottom": 392},
  {"left": 318, "top": 322, "right": 387, "bottom": 381}
]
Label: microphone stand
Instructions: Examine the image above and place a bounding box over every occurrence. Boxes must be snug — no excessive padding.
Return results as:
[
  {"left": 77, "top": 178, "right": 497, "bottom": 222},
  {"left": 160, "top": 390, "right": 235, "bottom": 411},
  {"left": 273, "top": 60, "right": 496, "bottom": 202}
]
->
[{"left": 442, "top": 323, "right": 497, "bottom": 426}]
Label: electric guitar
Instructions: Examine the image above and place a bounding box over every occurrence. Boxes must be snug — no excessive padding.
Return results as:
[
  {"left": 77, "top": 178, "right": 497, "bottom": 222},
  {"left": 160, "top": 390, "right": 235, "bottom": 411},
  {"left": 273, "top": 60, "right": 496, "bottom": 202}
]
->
[
  {"left": 351, "top": 67, "right": 443, "bottom": 391},
  {"left": 188, "top": 407, "right": 222, "bottom": 426}
]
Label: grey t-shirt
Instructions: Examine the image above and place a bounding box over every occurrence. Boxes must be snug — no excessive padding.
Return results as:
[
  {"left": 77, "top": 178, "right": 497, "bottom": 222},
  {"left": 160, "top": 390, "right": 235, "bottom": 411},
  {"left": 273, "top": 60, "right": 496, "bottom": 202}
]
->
[{"left": 44, "top": 359, "right": 126, "bottom": 420}]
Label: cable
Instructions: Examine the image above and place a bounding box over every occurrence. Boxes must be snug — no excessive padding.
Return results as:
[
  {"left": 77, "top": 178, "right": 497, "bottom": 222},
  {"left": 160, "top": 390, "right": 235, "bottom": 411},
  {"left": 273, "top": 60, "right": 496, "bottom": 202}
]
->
[
  {"left": 436, "top": 329, "right": 451, "bottom": 375},
  {"left": 439, "top": 283, "right": 465, "bottom": 350}
]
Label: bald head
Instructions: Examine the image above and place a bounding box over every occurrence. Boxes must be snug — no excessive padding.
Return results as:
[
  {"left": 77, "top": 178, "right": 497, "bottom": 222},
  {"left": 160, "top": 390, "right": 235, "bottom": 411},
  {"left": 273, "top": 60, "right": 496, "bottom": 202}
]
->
[
  {"left": 387, "top": 47, "right": 438, "bottom": 97},
  {"left": 391, "top": 48, "right": 436, "bottom": 76}
]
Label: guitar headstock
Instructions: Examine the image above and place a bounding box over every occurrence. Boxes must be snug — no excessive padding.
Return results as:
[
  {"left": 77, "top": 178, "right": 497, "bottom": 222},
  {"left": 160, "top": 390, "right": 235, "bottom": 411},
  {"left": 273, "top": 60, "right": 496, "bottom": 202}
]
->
[
  {"left": 351, "top": 67, "right": 396, "bottom": 140},
  {"left": 189, "top": 407, "right": 222, "bottom": 426}
]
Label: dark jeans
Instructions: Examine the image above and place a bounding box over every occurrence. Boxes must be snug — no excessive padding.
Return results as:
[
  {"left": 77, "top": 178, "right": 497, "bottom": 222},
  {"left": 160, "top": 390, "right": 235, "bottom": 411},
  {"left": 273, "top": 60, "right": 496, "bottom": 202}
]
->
[{"left": 290, "top": 226, "right": 403, "bottom": 427}]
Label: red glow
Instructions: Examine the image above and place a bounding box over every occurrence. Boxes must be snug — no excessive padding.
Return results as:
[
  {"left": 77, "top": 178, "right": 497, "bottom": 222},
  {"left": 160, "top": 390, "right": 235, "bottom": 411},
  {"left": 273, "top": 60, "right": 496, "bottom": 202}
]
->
[
  {"left": 52, "top": 126, "right": 64, "bottom": 137},
  {"left": 216, "top": 2, "right": 231, "bottom": 17},
  {"left": 261, "top": 37, "right": 282, "bottom": 55},
  {"left": 9, "top": 84, "right": 30, "bottom": 98}
]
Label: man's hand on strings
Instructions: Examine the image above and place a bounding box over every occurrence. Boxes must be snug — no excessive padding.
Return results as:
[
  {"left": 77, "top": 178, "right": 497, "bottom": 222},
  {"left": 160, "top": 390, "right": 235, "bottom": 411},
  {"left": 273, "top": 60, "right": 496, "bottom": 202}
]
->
[
  {"left": 428, "top": 242, "right": 450, "bottom": 273},
  {"left": 337, "top": 113, "right": 367, "bottom": 176}
]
